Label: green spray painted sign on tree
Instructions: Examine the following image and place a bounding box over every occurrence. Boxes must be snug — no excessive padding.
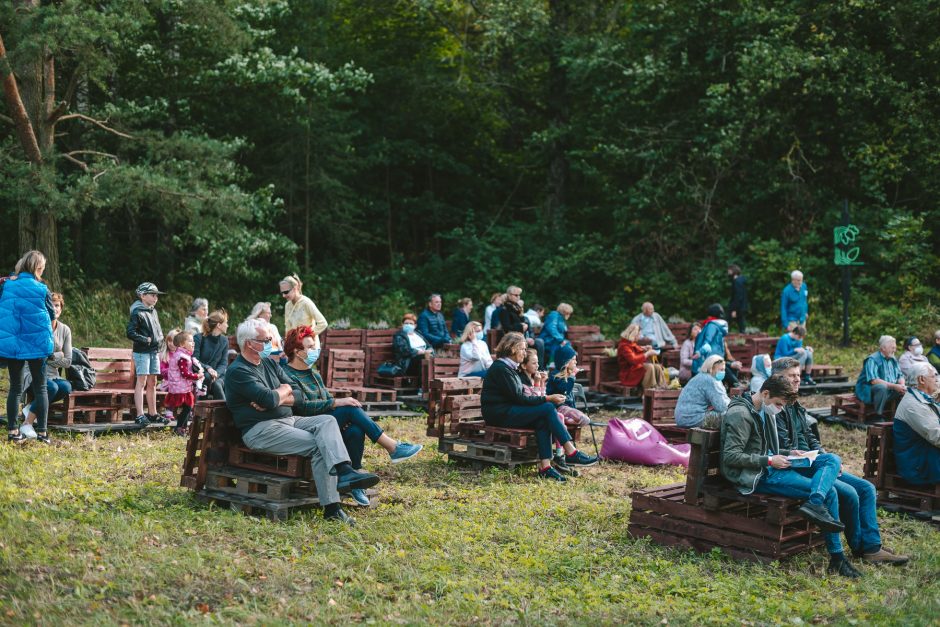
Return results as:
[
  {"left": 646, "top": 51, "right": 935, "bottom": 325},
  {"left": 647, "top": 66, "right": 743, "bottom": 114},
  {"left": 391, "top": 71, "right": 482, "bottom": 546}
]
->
[{"left": 833, "top": 224, "right": 863, "bottom": 266}]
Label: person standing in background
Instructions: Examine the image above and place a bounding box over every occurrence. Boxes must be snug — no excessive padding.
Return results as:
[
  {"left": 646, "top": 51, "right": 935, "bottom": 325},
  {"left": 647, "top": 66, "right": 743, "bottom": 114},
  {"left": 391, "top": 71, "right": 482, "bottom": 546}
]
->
[
  {"left": 727, "top": 264, "right": 748, "bottom": 333},
  {"left": 780, "top": 270, "right": 808, "bottom": 329}
]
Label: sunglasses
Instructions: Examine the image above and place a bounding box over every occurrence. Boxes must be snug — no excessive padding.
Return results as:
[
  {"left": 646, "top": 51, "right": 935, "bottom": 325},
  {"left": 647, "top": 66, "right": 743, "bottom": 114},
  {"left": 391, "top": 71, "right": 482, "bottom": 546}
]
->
[{"left": 280, "top": 289, "right": 292, "bottom": 296}]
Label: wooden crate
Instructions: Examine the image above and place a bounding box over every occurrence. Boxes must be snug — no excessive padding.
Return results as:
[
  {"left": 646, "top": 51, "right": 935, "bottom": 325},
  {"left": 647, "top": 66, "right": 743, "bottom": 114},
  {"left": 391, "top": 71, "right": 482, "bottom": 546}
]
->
[
  {"left": 47, "top": 391, "right": 123, "bottom": 425},
  {"left": 197, "top": 489, "right": 322, "bottom": 522},
  {"left": 566, "top": 325, "right": 601, "bottom": 342},
  {"left": 643, "top": 388, "right": 681, "bottom": 424},
  {"left": 863, "top": 421, "right": 940, "bottom": 513},
  {"left": 324, "top": 349, "right": 367, "bottom": 388},
  {"left": 426, "top": 377, "right": 484, "bottom": 438},
  {"left": 320, "top": 328, "right": 365, "bottom": 351},
  {"left": 228, "top": 446, "right": 313, "bottom": 479},
  {"left": 180, "top": 400, "right": 241, "bottom": 491},
  {"left": 830, "top": 393, "right": 897, "bottom": 423},
  {"left": 364, "top": 329, "right": 397, "bottom": 346},
  {"left": 420, "top": 356, "right": 462, "bottom": 392},
  {"left": 204, "top": 466, "right": 318, "bottom": 501},
  {"left": 590, "top": 355, "right": 620, "bottom": 391}
]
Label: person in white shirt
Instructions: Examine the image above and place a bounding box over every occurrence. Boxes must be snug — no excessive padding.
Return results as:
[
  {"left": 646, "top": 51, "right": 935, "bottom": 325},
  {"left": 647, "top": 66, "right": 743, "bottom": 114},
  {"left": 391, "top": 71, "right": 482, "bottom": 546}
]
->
[{"left": 458, "top": 321, "right": 493, "bottom": 378}]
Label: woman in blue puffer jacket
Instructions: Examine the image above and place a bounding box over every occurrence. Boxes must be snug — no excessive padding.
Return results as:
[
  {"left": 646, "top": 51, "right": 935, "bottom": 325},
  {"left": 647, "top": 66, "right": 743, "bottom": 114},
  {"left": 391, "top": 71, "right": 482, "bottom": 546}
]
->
[{"left": 0, "top": 251, "right": 55, "bottom": 444}]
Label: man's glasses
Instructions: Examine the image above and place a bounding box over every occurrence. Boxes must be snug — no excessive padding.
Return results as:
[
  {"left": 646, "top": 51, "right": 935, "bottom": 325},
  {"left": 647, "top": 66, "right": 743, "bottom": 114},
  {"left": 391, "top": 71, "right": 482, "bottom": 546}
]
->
[
  {"left": 280, "top": 290, "right": 291, "bottom": 296},
  {"left": 250, "top": 337, "right": 273, "bottom": 344}
]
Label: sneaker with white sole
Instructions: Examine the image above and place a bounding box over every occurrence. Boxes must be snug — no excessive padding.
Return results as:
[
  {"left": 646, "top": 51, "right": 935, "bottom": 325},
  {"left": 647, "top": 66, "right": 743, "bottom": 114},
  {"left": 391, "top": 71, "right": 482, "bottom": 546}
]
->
[
  {"left": 18, "top": 423, "right": 37, "bottom": 439},
  {"left": 389, "top": 442, "right": 423, "bottom": 463},
  {"left": 350, "top": 488, "right": 371, "bottom": 506}
]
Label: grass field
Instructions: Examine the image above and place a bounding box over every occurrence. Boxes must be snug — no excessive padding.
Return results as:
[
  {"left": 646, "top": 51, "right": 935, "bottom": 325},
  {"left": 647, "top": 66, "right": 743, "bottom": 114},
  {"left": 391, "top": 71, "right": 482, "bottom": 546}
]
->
[{"left": 1, "top": 342, "right": 939, "bottom": 624}]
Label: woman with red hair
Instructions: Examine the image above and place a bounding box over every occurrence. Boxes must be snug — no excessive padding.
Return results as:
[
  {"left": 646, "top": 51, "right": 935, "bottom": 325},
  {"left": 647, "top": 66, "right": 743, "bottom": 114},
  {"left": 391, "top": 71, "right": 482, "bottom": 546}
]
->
[{"left": 280, "top": 326, "right": 422, "bottom": 506}]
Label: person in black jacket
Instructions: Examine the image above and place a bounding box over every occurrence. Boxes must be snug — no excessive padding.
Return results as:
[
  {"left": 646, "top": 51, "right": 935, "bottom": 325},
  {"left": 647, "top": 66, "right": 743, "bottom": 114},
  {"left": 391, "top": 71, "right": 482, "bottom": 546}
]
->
[
  {"left": 126, "top": 282, "right": 165, "bottom": 426},
  {"left": 498, "top": 286, "right": 545, "bottom": 368},
  {"left": 392, "top": 313, "right": 432, "bottom": 375},
  {"left": 727, "top": 264, "right": 749, "bottom": 333},
  {"left": 417, "top": 294, "right": 449, "bottom": 348},
  {"left": 194, "top": 309, "right": 230, "bottom": 400},
  {"left": 481, "top": 332, "right": 597, "bottom": 481}
]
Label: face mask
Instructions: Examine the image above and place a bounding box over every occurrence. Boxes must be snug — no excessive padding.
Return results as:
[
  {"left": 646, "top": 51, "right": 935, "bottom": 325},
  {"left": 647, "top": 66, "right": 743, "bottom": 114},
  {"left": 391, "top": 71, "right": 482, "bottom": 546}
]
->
[
  {"left": 304, "top": 349, "right": 320, "bottom": 366},
  {"left": 402, "top": 323, "right": 416, "bottom": 334},
  {"left": 259, "top": 341, "right": 273, "bottom": 358},
  {"left": 764, "top": 402, "right": 782, "bottom": 418},
  {"left": 714, "top": 370, "right": 726, "bottom": 382},
  {"left": 475, "top": 331, "right": 485, "bottom": 341},
  {"left": 914, "top": 346, "right": 924, "bottom": 356}
]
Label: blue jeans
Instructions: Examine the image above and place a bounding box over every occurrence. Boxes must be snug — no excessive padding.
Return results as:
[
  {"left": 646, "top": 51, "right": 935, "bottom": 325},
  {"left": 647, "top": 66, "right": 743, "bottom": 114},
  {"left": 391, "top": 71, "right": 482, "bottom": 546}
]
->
[
  {"left": 833, "top": 472, "right": 881, "bottom": 554},
  {"left": 6, "top": 359, "right": 48, "bottom": 432},
  {"left": 484, "top": 402, "right": 571, "bottom": 460},
  {"left": 330, "top": 405, "right": 383, "bottom": 470},
  {"left": 461, "top": 369, "right": 488, "bottom": 378},
  {"left": 757, "top": 452, "right": 844, "bottom": 554},
  {"left": 30, "top": 378, "right": 72, "bottom": 416}
]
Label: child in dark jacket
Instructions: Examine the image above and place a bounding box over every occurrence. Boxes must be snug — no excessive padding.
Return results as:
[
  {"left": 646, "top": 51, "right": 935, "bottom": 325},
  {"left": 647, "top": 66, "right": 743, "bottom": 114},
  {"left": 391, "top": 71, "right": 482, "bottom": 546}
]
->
[
  {"left": 126, "top": 282, "right": 165, "bottom": 426},
  {"left": 546, "top": 344, "right": 590, "bottom": 428}
]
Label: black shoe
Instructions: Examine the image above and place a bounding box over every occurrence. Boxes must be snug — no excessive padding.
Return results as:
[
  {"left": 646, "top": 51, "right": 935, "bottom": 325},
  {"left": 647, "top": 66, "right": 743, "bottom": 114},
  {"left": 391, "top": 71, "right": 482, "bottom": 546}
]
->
[
  {"left": 828, "top": 554, "right": 862, "bottom": 578},
  {"left": 798, "top": 502, "right": 845, "bottom": 532},
  {"left": 802, "top": 376, "right": 817, "bottom": 386},
  {"left": 552, "top": 455, "right": 580, "bottom": 476},
  {"left": 323, "top": 506, "right": 356, "bottom": 526},
  {"left": 148, "top": 413, "right": 170, "bottom": 425},
  {"left": 134, "top": 414, "right": 150, "bottom": 427},
  {"left": 7, "top": 432, "right": 26, "bottom": 443},
  {"left": 335, "top": 469, "right": 380, "bottom": 494},
  {"left": 35, "top": 434, "right": 52, "bottom": 445}
]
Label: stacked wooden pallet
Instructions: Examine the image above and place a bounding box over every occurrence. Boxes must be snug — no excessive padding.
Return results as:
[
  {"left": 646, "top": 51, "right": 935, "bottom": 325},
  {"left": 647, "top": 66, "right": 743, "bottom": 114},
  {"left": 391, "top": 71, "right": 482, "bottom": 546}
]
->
[
  {"left": 863, "top": 421, "right": 940, "bottom": 523},
  {"left": 629, "top": 428, "right": 823, "bottom": 563},
  {"left": 830, "top": 393, "right": 897, "bottom": 423}
]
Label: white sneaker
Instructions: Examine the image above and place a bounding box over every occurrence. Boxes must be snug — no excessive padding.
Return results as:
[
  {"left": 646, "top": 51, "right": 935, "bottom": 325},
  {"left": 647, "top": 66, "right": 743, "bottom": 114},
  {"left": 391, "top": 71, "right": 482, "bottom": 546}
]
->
[{"left": 19, "top": 422, "right": 37, "bottom": 439}]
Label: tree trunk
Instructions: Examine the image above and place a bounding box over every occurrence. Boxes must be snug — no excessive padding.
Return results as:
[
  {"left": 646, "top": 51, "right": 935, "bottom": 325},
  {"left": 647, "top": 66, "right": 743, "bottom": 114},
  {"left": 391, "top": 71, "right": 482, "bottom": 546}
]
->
[{"left": 544, "top": 0, "right": 571, "bottom": 234}]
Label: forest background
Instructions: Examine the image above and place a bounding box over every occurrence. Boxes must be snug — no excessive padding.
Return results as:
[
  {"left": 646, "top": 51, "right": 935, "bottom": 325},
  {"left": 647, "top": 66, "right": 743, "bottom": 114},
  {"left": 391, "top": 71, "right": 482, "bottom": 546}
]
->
[{"left": 2, "top": 0, "right": 939, "bottom": 342}]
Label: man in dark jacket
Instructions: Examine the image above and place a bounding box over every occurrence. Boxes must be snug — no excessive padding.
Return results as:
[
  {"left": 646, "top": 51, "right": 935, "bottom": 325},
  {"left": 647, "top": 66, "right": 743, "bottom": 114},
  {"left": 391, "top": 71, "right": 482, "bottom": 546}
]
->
[
  {"left": 720, "top": 375, "right": 862, "bottom": 577},
  {"left": 417, "top": 294, "right": 449, "bottom": 349},
  {"left": 727, "top": 264, "right": 748, "bottom": 333},
  {"left": 772, "top": 358, "right": 909, "bottom": 566},
  {"left": 499, "top": 286, "right": 545, "bottom": 367}
]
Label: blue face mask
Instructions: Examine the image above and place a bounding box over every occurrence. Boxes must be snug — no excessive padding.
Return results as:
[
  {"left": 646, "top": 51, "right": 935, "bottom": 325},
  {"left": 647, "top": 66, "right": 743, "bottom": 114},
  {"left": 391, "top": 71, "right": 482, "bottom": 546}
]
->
[
  {"left": 304, "top": 349, "right": 320, "bottom": 367},
  {"left": 714, "top": 370, "right": 726, "bottom": 382},
  {"left": 475, "top": 331, "right": 485, "bottom": 341},
  {"left": 259, "top": 341, "right": 274, "bottom": 358},
  {"left": 402, "top": 323, "right": 416, "bottom": 334}
]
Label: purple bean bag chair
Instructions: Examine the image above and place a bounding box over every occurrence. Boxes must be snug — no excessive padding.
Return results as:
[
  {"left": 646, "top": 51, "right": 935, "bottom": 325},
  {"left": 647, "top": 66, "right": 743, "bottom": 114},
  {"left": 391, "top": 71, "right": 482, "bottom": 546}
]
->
[{"left": 600, "top": 418, "right": 691, "bottom": 467}]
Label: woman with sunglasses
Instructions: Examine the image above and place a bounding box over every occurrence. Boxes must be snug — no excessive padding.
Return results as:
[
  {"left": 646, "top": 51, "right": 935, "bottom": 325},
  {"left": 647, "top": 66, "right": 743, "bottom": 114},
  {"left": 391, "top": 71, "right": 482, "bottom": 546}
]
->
[{"left": 279, "top": 274, "right": 328, "bottom": 334}]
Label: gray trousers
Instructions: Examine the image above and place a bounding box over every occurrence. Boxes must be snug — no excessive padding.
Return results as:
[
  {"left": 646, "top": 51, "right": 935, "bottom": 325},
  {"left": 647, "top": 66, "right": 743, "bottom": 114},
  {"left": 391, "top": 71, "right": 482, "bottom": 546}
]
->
[
  {"left": 797, "top": 349, "right": 814, "bottom": 370},
  {"left": 869, "top": 384, "right": 899, "bottom": 416},
  {"left": 242, "top": 415, "right": 350, "bottom": 506}
]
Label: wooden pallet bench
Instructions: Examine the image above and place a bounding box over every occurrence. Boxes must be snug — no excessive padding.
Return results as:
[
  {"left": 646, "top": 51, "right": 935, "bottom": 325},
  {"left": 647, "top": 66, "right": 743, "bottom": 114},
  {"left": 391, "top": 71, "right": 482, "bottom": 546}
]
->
[
  {"left": 197, "top": 489, "right": 322, "bottom": 522},
  {"left": 810, "top": 364, "right": 847, "bottom": 383},
  {"left": 566, "top": 325, "right": 601, "bottom": 342},
  {"left": 320, "top": 328, "right": 365, "bottom": 351},
  {"left": 830, "top": 393, "right": 897, "bottom": 423},
  {"left": 569, "top": 339, "right": 612, "bottom": 382},
  {"left": 863, "top": 421, "right": 940, "bottom": 516},
  {"left": 667, "top": 323, "right": 691, "bottom": 344},
  {"left": 426, "top": 377, "right": 484, "bottom": 437},
  {"left": 589, "top": 355, "right": 619, "bottom": 391},
  {"left": 643, "top": 388, "right": 680, "bottom": 424},
  {"left": 323, "top": 348, "right": 398, "bottom": 402},
  {"left": 420, "top": 356, "right": 462, "bottom": 393},
  {"left": 48, "top": 390, "right": 123, "bottom": 425},
  {"left": 180, "top": 400, "right": 242, "bottom": 490},
  {"left": 204, "top": 466, "right": 318, "bottom": 501},
  {"left": 629, "top": 428, "right": 823, "bottom": 563}
]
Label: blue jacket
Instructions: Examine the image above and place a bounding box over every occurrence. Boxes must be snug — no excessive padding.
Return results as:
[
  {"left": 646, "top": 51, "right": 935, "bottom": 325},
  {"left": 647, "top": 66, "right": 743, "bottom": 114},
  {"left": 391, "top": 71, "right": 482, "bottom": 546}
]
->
[
  {"left": 893, "top": 394, "right": 940, "bottom": 485},
  {"left": 692, "top": 319, "right": 729, "bottom": 375},
  {"left": 0, "top": 273, "right": 55, "bottom": 360},
  {"left": 854, "top": 352, "right": 903, "bottom": 404},
  {"left": 451, "top": 308, "right": 469, "bottom": 339},
  {"left": 541, "top": 311, "right": 568, "bottom": 363},
  {"left": 780, "top": 282, "right": 808, "bottom": 328},
  {"left": 417, "top": 308, "right": 449, "bottom": 348},
  {"left": 547, "top": 343, "right": 578, "bottom": 407},
  {"left": 774, "top": 333, "right": 803, "bottom": 359}
]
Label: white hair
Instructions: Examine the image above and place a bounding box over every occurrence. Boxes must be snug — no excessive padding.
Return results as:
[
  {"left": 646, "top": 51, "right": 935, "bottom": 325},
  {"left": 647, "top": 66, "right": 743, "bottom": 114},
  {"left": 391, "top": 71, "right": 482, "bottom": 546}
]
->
[
  {"left": 248, "top": 302, "right": 272, "bottom": 319},
  {"left": 700, "top": 354, "right": 725, "bottom": 375},
  {"left": 791, "top": 270, "right": 803, "bottom": 280},
  {"left": 189, "top": 297, "right": 208, "bottom": 315},
  {"left": 878, "top": 335, "right": 896, "bottom": 349},
  {"left": 910, "top": 362, "right": 936, "bottom": 384},
  {"left": 237, "top": 318, "right": 269, "bottom": 351}
]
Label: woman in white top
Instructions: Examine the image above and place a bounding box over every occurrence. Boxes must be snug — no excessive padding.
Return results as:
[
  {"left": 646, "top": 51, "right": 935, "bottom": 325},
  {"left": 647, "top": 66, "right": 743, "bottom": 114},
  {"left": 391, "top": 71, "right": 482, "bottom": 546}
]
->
[
  {"left": 247, "top": 301, "right": 285, "bottom": 354},
  {"left": 458, "top": 321, "right": 493, "bottom": 378},
  {"left": 482, "top": 292, "right": 503, "bottom": 334},
  {"left": 280, "top": 274, "right": 328, "bottom": 334}
]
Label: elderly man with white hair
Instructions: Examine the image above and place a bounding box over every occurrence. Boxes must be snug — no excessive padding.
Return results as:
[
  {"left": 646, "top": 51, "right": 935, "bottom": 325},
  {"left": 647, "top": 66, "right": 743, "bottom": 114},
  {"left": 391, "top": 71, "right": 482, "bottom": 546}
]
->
[
  {"left": 893, "top": 361, "right": 940, "bottom": 485},
  {"left": 629, "top": 301, "right": 677, "bottom": 349},
  {"left": 854, "top": 335, "right": 906, "bottom": 416},
  {"left": 780, "top": 270, "right": 808, "bottom": 329},
  {"left": 224, "top": 318, "right": 378, "bottom": 525}
]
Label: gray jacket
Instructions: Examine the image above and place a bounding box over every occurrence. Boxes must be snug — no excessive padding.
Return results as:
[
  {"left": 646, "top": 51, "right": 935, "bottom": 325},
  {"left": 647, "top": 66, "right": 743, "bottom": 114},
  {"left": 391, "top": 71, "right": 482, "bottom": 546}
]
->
[
  {"left": 630, "top": 312, "right": 677, "bottom": 347},
  {"left": 720, "top": 394, "right": 780, "bottom": 494},
  {"left": 895, "top": 388, "right": 940, "bottom": 448}
]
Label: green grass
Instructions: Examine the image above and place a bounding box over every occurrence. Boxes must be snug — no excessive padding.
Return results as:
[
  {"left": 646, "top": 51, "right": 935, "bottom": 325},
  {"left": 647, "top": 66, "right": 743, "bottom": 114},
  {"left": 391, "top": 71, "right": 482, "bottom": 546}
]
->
[{"left": 1, "top": 319, "right": 938, "bottom": 624}]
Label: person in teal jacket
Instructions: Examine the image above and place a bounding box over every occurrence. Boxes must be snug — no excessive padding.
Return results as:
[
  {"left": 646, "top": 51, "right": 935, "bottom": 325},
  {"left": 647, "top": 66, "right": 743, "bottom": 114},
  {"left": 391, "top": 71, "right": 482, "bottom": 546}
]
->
[
  {"left": 541, "top": 303, "right": 573, "bottom": 366},
  {"left": 780, "top": 270, "right": 808, "bottom": 329},
  {"left": 0, "top": 251, "right": 55, "bottom": 444}
]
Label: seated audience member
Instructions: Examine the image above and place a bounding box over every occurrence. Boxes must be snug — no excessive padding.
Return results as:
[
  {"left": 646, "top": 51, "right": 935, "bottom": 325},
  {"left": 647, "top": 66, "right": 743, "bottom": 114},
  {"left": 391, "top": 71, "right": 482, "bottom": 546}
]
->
[
  {"left": 417, "top": 293, "right": 449, "bottom": 349},
  {"left": 280, "top": 326, "right": 422, "bottom": 506},
  {"left": 247, "top": 302, "right": 284, "bottom": 354},
  {"left": 691, "top": 304, "right": 742, "bottom": 385},
  {"left": 481, "top": 332, "right": 597, "bottom": 481},
  {"left": 451, "top": 297, "right": 473, "bottom": 339},
  {"left": 898, "top": 336, "right": 937, "bottom": 382},
  {"left": 749, "top": 354, "right": 772, "bottom": 394},
  {"left": 721, "top": 375, "right": 862, "bottom": 578},
  {"left": 194, "top": 309, "right": 230, "bottom": 400},
  {"left": 224, "top": 318, "right": 378, "bottom": 525},
  {"left": 773, "top": 358, "right": 908, "bottom": 565},
  {"left": 677, "top": 322, "right": 702, "bottom": 385},
  {"left": 393, "top": 313, "right": 432, "bottom": 375},
  {"left": 184, "top": 298, "right": 209, "bottom": 336},
  {"left": 483, "top": 292, "right": 504, "bottom": 333},
  {"left": 855, "top": 335, "right": 906, "bottom": 416},
  {"left": 458, "top": 321, "right": 492, "bottom": 378},
  {"left": 617, "top": 323, "right": 667, "bottom": 392},
  {"left": 20, "top": 291, "right": 72, "bottom": 439},
  {"left": 630, "top": 301, "right": 678, "bottom": 349},
  {"left": 774, "top": 325, "right": 815, "bottom": 386},
  {"left": 546, "top": 344, "right": 590, "bottom": 428},
  {"left": 675, "top": 355, "right": 730, "bottom": 428},
  {"left": 892, "top": 362, "right": 940, "bottom": 485},
  {"left": 541, "top": 303, "right": 573, "bottom": 366},
  {"left": 928, "top": 330, "right": 940, "bottom": 371},
  {"left": 500, "top": 285, "right": 545, "bottom": 367},
  {"left": 524, "top": 304, "right": 545, "bottom": 333}
]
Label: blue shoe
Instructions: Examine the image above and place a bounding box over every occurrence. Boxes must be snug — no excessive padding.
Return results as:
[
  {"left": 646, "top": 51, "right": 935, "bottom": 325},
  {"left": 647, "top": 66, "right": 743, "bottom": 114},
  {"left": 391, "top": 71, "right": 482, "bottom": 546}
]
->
[
  {"left": 565, "top": 450, "right": 599, "bottom": 467},
  {"left": 538, "top": 466, "right": 567, "bottom": 482},
  {"left": 350, "top": 488, "right": 371, "bottom": 506},
  {"left": 390, "top": 442, "right": 422, "bottom": 464}
]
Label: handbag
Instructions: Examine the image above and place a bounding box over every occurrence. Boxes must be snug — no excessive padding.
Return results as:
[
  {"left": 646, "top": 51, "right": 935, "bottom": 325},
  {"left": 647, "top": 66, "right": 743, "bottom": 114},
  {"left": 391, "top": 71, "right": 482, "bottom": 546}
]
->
[
  {"left": 377, "top": 361, "right": 403, "bottom": 377},
  {"left": 600, "top": 418, "right": 691, "bottom": 467}
]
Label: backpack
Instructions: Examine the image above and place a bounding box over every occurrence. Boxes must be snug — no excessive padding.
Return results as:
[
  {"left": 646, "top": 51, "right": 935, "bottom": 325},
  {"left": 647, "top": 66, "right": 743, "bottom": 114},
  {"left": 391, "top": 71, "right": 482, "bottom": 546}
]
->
[{"left": 66, "top": 348, "right": 97, "bottom": 391}]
